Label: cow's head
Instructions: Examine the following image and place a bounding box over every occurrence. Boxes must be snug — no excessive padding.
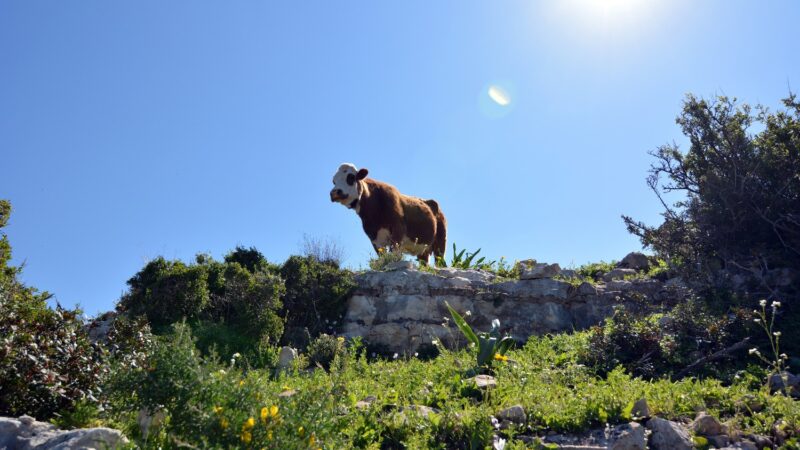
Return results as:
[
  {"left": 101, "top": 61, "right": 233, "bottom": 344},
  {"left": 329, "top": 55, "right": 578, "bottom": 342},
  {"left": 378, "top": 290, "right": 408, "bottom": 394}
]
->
[{"left": 330, "top": 163, "right": 369, "bottom": 208}]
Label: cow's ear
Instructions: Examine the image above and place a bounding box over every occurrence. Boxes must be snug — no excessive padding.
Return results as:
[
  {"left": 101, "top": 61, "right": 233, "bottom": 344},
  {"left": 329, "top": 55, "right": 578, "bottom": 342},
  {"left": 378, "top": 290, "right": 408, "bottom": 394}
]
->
[{"left": 357, "top": 168, "right": 369, "bottom": 180}]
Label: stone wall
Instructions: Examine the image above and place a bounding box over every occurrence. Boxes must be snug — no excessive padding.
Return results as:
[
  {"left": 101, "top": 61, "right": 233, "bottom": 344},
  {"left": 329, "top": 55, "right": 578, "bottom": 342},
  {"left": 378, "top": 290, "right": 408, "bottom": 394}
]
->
[{"left": 340, "top": 263, "right": 683, "bottom": 354}]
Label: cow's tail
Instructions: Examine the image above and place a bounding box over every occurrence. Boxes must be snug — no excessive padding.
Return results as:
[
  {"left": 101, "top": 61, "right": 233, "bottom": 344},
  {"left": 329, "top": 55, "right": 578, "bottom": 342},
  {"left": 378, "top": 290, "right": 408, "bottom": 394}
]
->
[{"left": 424, "top": 199, "right": 447, "bottom": 263}]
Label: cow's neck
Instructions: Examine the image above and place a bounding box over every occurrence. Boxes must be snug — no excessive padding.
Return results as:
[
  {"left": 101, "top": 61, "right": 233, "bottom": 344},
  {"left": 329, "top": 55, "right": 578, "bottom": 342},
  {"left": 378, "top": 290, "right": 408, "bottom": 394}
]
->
[{"left": 354, "top": 180, "right": 372, "bottom": 216}]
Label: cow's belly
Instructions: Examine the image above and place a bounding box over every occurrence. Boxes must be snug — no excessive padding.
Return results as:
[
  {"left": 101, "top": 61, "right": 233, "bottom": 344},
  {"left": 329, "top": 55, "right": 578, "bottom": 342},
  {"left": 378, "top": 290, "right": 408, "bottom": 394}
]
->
[{"left": 372, "top": 228, "right": 393, "bottom": 248}]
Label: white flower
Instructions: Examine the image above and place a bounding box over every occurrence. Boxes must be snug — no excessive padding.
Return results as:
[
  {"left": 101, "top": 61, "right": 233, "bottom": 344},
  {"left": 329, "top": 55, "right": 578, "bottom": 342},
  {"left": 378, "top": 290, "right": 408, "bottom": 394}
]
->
[
  {"left": 760, "top": 299, "right": 768, "bottom": 307},
  {"left": 772, "top": 301, "right": 781, "bottom": 308},
  {"left": 749, "top": 348, "right": 760, "bottom": 355},
  {"left": 781, "top": 353, "right": 788, "bottom": 360},
  {"left": 754, "top": 318, "right": 761, "bottom": 323},
  {"left": 393, "top": 353, "right": 399, "bottom": 359},
  {"left": 774, "top": 331, "right": 782, "bottom": 337},
  {"left": 465, "top": 310, "right": 472, "bottom": 317},
  {"left": 232, "top": 352, "right": 241, "bottom": 358},
  {"left": 414, "top": 352, "right": 419, "bottom": 357},
  {"left": 432, "top": 339, "right": 440, "bottom": 346}
]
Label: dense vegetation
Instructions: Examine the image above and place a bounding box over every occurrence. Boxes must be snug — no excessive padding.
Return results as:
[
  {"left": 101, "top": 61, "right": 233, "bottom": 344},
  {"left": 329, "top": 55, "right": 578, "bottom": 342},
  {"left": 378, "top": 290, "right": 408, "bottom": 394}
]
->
[{"left": 1, "top": 92, "right": 799, "bottom": 447}]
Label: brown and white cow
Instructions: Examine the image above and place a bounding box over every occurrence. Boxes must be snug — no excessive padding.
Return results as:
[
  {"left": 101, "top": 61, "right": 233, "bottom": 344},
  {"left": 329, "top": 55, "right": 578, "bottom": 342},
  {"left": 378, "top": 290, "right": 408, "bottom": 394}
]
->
[{"left": 330, "top": 163, "right": 446, "bottom": 263}]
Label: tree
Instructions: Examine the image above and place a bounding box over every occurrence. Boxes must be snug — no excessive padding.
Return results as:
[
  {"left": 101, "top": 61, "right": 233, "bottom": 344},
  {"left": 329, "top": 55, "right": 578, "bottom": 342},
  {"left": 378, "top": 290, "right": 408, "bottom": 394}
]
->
[{"left": 623, "top": 93, "right": 800, "bottom": 295}]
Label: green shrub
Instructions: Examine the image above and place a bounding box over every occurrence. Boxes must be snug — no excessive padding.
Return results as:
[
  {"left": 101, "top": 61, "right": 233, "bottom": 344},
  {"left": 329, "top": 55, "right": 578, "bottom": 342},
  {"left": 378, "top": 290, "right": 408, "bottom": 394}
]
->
[
  {"left": 575, "top": 261, "right": 617, "bottom": 282},
  {"left": 224, "top": 245, "right": 276, "bottom": 274},
  {"left": 0, "top": 200, "right": 105, "bottom": 420},
  {"left": 279, "top": 255, "right": 356, "bottom": 345},
  {"left": 580, "top": 301, "right": 752, "bottom": 380},
  {"left": 307, "top": 333, "right": 346, "bottom": 370},
  {"left": 368, "top": 246, "right": 405, "bottom": 271},
  {"left": 119, "top": 257, "right": 210, "bottom": 329}
]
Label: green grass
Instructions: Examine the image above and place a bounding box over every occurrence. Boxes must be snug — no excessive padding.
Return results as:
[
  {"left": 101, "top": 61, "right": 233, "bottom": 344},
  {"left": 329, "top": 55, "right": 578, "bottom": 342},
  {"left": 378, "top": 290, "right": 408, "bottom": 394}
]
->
[{"left": 99, "top": 327, "right": 800, "bottom": 449}]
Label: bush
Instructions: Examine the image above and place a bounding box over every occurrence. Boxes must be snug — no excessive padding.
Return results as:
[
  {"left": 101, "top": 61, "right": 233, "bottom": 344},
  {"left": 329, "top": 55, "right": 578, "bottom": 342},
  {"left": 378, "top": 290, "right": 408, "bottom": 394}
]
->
[
  {"left": 279, "top": 255, "right": 356, "bottom": 346},
  {"left": 0, "top": 200, "right": 105, "bottom": 420},
  {"left": 580, "top": 301, "right": 752, "bottom": 380},
  {"left": 306, "top": 333, "right": 346, "bottom": 370},
  {"left": 119, "top": 257, "right": 210, "bottom": 329}
]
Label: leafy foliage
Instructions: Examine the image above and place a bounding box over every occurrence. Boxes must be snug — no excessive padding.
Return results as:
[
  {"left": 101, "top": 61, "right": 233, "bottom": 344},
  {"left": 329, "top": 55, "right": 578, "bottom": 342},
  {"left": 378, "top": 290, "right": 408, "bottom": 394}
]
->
[
  {"left": 279, "top": 255, "right": 356, "bottom": 346},
  {"left": 623, "top": 93, "right": 800, "bottom": 288},
  {"left": 0, "top": 200, "right": 104, "bottom": 419},
  {"left": 445, "top": 301, "right": 514, "bottom": 369},
  {"left": 438, "top": 243, "right": 497, "bottom": 270},
  {"left": 306, "top": 333, "right": 346, "bottom": 371}
]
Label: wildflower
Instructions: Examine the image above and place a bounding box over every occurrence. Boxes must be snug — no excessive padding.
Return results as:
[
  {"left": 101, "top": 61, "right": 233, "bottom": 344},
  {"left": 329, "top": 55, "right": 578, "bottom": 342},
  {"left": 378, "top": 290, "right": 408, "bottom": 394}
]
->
[
  {"left": 760, "top": 299, "right": 767, "bottom": 307},
  {"left": 465, "top": 310, "right": 472, "bottom": 316},
  {"left": 431, "top": 338, "right": 440, "bottom": 346},
  {"left": 774, "top": 331, "right": 782, "bottom": 337},
  {"left": 243, "top": 417, "right": 255, "bottom": 430},
  {"left": 218, "top": 369, "right": 226, "bottom": 375},
  {"left": 749, "top": 348, "right": 760, "bottom": 355},
  {"left": 213, "top": 406, "right": 223, "bottom": 414},
  {"left": 298, "top": 426, "right": 305, "bottom": 437},
  {"left": 261, "top": 407, "right": 269, "bottom": 422},
  {"left": 240, "top": 431, "right": 252, "bottom": 444},
  {"left": 238, "top": 379, "right": 246, "bottom": 387},
  {"left": 337, "top": 336, "right": 345, "bottom": 343},
  {"left": 267, "top": 430, "right": 273, "bottom": 440},
  {"left": 220, "top": 418, "right": 229, "bottom": 430},
  {"left": 309, "top": 434, "right": 316, "bottom": 447},
  {"left": 377, "top": 247, "right": 385, "bottom": 254},
  {"left": 269, "top": 405, "right": 279, "bottom": 418},
  {"left": 781, "top": 353, "right": 789, "bottom": 360},
  {"left": 772, "top": 301, "right": 782, "bottom": 308},
  {"left": 754, "top": 318, "right": 761, "bottom": 323},
  {"left": 414, "top": 352, "right": 419, "bottom": 357},
  {"left": 393, "top": 353, "right": 399, "bottom": 359},
  {"left": 493, "top": 353, "right": 509, "bottom": 362},
  {"left": 233, "top": 352, "right": 241, "bottom": 358}
]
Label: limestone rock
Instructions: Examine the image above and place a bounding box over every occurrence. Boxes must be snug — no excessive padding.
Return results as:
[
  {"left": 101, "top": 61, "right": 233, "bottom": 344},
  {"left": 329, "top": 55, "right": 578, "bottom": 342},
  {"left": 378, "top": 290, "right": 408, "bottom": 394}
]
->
[
  {"left": 0, "top": 415, "right": 128, "bottom": 449},
  {"left": 277, "top": 346, "right": 298, "bottom": 371},
  {"left": 496, "top": 405, "right": 526, "bottom": 424},
  {"left": 692, "top": 411, "right": 726, "bottom": 436},
  {"left": 646, "top": 417, "right": 692, "bottom": 450},
  {"left": 576, "top": 282, "right": 597, "bottom": 295},
  {"left": 603, "top": 268, "right": 637, "bottom": 282},
  {"left": 520, "top": 262, "right": 562, "bottom": 280},
  {"left": 469, "top": 374, "right": 496, "bottom": 389},
  {"left": 609, "top": 422, "right": 646, "bottom": 450},
  {"left": 767, "top": 372, "right": 800, "bottom": 397},
  {"left": 618, "top": 252, "right": 650, "bottom": 271},
  {"left": 630, "top": 398, "right": 651, "bottom": 420}
]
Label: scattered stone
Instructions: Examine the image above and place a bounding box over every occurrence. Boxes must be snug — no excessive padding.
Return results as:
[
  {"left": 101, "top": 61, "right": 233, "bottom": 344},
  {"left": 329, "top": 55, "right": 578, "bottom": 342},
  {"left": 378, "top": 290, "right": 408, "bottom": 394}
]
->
[
  {"left": 278, "top": 389, "right": 297, "bottom": 398},
  {"left": 355, "top": 395, "right": 377, "bottom": 410},
  {"left": 719, "top": 440, "right": 758, "bottom": 450},
  {"left": 496, "top": 405, "right": 526, "bottom": 424},
  {"left": 692, "top": 411, "right": 726, "bottom": 436},
  {"left": 603, "top": 268, "right": 637, "bottom": 282},
  {"left": 609, "top": 422, "right": 646, "bottom": 450},
  {"left": 277, "top": 346, "right": 298, "bottom": 371},
  {"left": 767, "top": 372, "right": 800, "bottom": 397},
  {"left": 707, "top": 434, "right": 731, "bottom": 448},
  {"left": 403, "top": 405, "right": 438, "bottom": 418},
  {"left": 520, "top": 261, "right": 562, "bottom": 280},
  {"left": 630, "top": 398, "right": 651, "bottom": 420},
  {"left": 0, "top": 415, "right": 128, "bottom": 449},
  {"left": 469, "top": 374, "right": 496, "bottom": 389},
  {"left": 646, "top": 417, "right": 692, "bottom": 450},
  {"left": 744, "top": 433, "right": 773, "bottom": 449},
  {"left": 384, "top": 260, "right": 416, "bottom": 271},
  {"left": 618, "top": 252, "right": 650, "bottom": 271}
]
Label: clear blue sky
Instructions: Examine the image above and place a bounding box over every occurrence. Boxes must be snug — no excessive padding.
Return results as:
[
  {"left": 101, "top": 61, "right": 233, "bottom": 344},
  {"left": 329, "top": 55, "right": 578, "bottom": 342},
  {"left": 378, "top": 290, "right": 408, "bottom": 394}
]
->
[{"left": 2, "top": 1, "right": 799, "bottom": 315}]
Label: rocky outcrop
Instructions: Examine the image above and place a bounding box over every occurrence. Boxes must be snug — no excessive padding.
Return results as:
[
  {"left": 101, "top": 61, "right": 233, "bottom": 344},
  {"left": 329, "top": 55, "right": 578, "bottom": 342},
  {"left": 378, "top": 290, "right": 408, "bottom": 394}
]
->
[
  {"left": 0, "top": 415, "right": 127, "bottom": 450},
  {"left": 341, "top": 265, "right": 681, "bottom": 354}
]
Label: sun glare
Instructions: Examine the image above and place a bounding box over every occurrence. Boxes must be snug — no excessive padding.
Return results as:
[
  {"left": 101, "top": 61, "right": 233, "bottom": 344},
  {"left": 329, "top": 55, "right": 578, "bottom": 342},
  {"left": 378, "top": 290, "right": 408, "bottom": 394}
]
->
[{"left": 488, "top": 85, "right": 511, "bottom": 106}]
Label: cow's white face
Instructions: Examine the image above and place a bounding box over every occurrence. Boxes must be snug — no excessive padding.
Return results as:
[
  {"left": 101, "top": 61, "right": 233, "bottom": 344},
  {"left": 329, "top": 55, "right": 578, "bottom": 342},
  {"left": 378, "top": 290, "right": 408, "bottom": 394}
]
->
[{"left": 330, "top": 163, "right": 368, "bottom": 208}]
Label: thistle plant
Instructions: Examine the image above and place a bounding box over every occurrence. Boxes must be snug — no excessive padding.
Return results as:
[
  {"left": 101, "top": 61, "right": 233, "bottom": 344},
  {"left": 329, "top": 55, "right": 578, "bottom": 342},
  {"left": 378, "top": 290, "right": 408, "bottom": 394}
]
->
[
  {"left": 444, "top": 301, "right": 514, "bottom": 368},
  {"left": 749, "top": 299, "right": 792, "bottom": 395}
]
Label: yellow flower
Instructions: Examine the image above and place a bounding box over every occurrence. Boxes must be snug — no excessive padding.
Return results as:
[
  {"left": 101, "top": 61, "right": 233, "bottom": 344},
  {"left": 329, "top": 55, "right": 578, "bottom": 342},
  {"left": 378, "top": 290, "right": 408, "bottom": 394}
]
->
[
  {"left": 220, "top": 418, "right": 229, "bottom": 430},
  {"left": 377, "top": 247, "right": 385, "bottom": 254},
  {"left": 238, "top": 379, "right": 246, "bottom": 387},
  {"left": 260, "top": 407, "right": 268, "bottom": 422},
  {"left": 240, "top": 431, "right": 252, "bottom": 444},
  {"left": 267, "top": 430, "right": 273, "bottom": 441},
  {"left": 337, "top": 336, "right": 345, "bottom": 343},
  {"left": 309, "top": 433, "right": 316, "bottom": 447},
  {"left": 269, "top": 405, "right": 279, "bottom": 418},
  {"left": 493, "top": 353, "right": 509, "bottom": 362},
  {"left": 243, "top": 417, "right": 255, "bottom": 430},
  {"left": 298, "top": 426, "right": 305, "bottom": 437},
  {"left": 213, "top": 406, "right": 223, "bottom": 414}
]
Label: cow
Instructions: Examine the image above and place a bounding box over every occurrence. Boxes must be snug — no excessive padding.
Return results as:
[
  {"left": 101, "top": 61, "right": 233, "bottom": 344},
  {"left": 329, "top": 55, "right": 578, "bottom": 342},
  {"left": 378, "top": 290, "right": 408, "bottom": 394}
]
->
[{"left": 330, "top": 163, "right": 447, "bottom": 264}]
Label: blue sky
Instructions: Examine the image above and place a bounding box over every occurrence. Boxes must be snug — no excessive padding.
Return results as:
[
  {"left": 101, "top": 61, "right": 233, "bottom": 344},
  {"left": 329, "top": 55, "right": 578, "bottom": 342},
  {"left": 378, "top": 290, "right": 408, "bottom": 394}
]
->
[{"left": 2, "top": 1, "right": 799, "bottom": 315}]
